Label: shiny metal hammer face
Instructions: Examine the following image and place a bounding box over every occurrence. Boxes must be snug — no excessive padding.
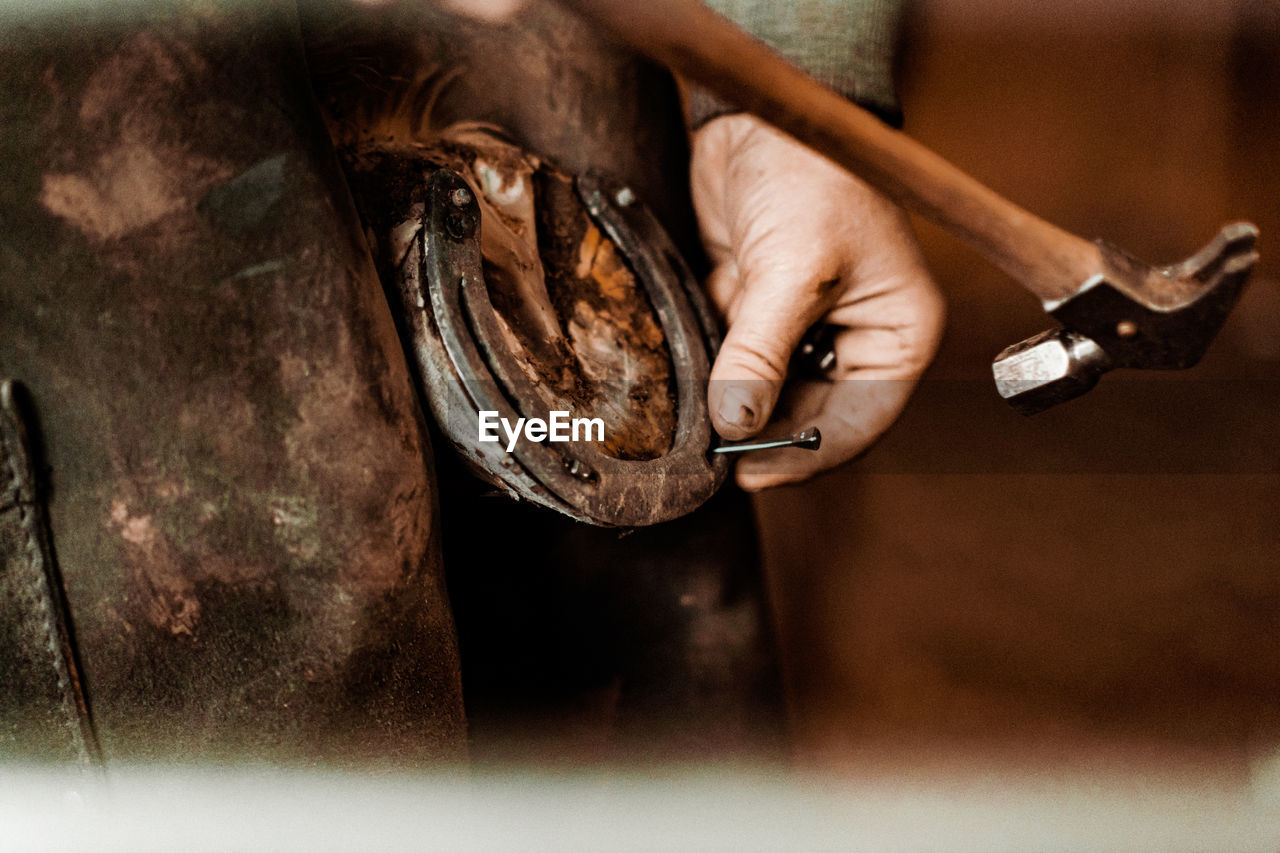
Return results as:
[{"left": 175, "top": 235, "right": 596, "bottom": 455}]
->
[{"left": 992, "top": 329, "right": 1112, "bottom": 416}]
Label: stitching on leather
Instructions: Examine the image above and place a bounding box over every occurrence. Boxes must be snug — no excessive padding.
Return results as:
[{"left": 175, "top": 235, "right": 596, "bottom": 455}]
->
[
  {"left": 1, "top": 407, "right": 92, "bottom": 766},
  {"left": 1, "top": 425, "right": 19, "bottom": 507}
]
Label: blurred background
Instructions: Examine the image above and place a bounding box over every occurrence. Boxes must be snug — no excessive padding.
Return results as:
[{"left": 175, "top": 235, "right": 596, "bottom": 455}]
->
[{"left": 756, "top": 0, "right": 1280, "bottom": 779}]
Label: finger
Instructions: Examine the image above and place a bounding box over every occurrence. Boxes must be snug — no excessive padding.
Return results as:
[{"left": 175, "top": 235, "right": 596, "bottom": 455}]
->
[
  {"left": 731, "top": 304, "right": 940, "bottom": 489},
  {"left": 830, "top": 324, "right": 929, "bottom": 377},
  {"left": 825, "top": 275, "right": 946, "bottom": 380},
  {"left": 708, "top": 268, "right": 835, "bottom": 441},
  {"left": 733, "top": 373, "right": 919, "bottom": 491}
]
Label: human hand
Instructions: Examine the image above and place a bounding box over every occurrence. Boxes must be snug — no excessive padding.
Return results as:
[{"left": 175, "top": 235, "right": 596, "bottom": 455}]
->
[{"left": 691, "top": 113, "right": 945, "bottom": 490}]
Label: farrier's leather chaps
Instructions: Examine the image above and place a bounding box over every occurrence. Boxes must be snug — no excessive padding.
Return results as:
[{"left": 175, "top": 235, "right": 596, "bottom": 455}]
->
[{"left": 0, "top": 0, "right": 783, "bottom": 765}]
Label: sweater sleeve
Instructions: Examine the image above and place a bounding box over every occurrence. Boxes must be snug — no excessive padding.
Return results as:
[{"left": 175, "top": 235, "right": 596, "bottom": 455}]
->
[{"left": 686, "top": 0, "right": 905, "bottom": 128}]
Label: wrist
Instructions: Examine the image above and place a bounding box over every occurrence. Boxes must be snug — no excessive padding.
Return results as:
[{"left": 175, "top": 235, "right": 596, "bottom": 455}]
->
[{"left": 685, "top": 83, "right": 903, "bottom": 133}]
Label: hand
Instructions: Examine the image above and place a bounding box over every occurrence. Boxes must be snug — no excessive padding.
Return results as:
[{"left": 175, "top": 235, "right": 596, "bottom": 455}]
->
[{"left": 691, "top": 113, "right": 945, "bottom": 490}]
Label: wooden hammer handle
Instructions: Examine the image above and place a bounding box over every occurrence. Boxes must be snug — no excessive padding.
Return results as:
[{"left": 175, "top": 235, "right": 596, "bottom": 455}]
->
[{"left": 560, "top": 0, "right": 1102, "bottom": 304}]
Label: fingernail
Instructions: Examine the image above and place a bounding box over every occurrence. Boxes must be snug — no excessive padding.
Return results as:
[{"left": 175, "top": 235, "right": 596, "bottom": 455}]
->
[{"left": 717, "top": 386, "right": 758, "bottom": 431}]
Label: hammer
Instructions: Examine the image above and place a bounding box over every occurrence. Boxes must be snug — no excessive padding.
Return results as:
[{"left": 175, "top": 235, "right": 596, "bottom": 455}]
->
[{"left": 558, "top": 0, "right": 1260, "bottom": 414}]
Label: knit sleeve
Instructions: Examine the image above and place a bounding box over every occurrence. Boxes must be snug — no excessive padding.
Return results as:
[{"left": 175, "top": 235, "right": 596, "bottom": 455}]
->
[{"left": 686, "top": 0, "right": 905, "bottom": 129}]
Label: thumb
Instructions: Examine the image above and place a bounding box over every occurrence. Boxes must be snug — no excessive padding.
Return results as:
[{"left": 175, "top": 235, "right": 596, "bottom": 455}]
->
[{"left": 707, "top": 264, "right": 829, "bottom": 441}]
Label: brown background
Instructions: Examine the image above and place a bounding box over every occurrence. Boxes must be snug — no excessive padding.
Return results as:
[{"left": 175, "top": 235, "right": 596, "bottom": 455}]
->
[{"left": 756, "top": 0, "right": 1280, "bottom": 775}]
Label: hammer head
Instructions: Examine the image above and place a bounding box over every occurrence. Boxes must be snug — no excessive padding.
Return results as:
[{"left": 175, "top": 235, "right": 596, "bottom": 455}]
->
[
  {"left": 993, "top": 328, "right": 1111, "bottom": 416},
  {"left": 993, "top": 222, "right": 1260, "bottom": 414}
]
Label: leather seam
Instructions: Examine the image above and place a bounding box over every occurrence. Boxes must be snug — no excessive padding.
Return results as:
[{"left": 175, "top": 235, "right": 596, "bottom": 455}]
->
[{"left": 1, "top": 405, "right": 93, "bottom": 767}]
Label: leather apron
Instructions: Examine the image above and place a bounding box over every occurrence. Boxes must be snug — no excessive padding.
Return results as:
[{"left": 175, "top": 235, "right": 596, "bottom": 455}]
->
[
  {"left": 0, "top": 0, "right": 464, "bottom": 765},
  {"left": 0, "top": 0, "right": 782, "bottom": 766}
]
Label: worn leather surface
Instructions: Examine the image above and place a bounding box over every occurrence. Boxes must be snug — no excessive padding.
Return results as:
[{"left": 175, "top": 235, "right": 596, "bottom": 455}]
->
[
  {"left": 0, "top": 1, "right": 464, "bottom": 764},
  {"left": 0, "top": 0, "right": 779, "bottom": 767}
]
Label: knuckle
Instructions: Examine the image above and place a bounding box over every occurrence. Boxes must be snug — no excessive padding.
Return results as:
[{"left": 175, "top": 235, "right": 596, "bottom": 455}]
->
[{"left": 722, "top": 329, "right": 792, "bottom": 381}]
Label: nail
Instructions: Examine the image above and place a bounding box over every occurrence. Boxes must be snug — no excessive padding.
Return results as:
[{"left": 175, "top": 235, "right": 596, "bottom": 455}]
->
[{"left": 713, "top": 427, "right": 822, "bottom": 455}]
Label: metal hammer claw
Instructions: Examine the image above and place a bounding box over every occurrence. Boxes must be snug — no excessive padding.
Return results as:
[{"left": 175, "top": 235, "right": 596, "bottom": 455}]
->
[{"left": 994, "top": 222, "right": 1259, "bottom": 414}]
